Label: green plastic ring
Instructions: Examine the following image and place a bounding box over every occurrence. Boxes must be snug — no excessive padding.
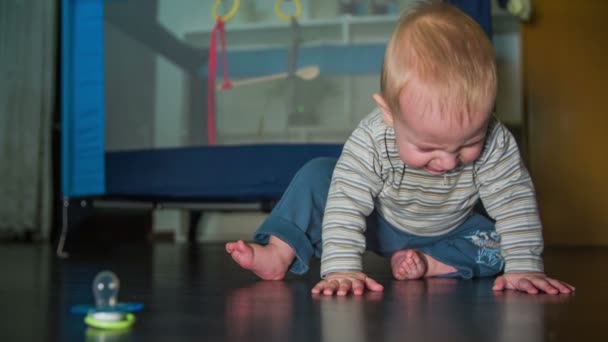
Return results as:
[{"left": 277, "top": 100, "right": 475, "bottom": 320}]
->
[{"left": 84, "top": 313, "right": 136, "bottom": 330}]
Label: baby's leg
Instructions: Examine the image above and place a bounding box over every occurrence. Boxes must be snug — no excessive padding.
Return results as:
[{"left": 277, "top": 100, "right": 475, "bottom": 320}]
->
[
  {"left": 226, "top": 236, "right": 295, "bottom": 280},
  {"left": 365, "top": 212, "right": 459, "bottom": 280},
  {"left": 391, "top": 213, "right": 503, "bottom": 280},
  {"left": 227, "top": 157, "right": 337, "bottom": 279},
  {"left": 390, "top": 250, "right": 457, "bottom": 280}
]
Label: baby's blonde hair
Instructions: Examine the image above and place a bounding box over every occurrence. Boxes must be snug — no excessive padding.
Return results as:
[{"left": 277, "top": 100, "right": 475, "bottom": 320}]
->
[{"left": 381, "top": 0, "right": 497, "bottom": 123}]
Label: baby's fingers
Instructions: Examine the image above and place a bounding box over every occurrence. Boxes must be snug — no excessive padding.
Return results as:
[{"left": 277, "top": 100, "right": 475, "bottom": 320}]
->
[
  {"left": 337, "top": 279, "right": 353, "bottom": 296},
  {"left": 311, "top": 278, "right": 377, "bottom": 296},
  {"left": 516, "top": 278, "right": 539, "bottom": 294},
  {"left": 528, "top": 277, "right": 559, "bottom": 295},
  {"left": 546, "top": 278, "right": 575, "bottom": 294},
  {"left": 350, "top": 279, "right": 366, "bottom": 296},
  {"left": 311, "top": 283, "right": 323, "bottom": 295},
  {"left": 528, "top": 277, "right": 575, "bottom": 295},
  {"left": 364, "top": 276, "right": 384, "bottom": 292},
  {"left": 492, "top": 275, "right": 508, "bottom": 291},
  {"left": 311, "top": 279, "right": 339, "bottom": 295}
]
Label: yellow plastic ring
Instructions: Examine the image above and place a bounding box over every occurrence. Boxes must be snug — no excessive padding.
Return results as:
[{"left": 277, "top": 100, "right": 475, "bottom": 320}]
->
[
  {"left": 85, "top": 313, "right": 136, "bottom": 330},
  {"left": 212, "top": 0, "right": 240, "bottom": 22},
  {"left": 275, "top": 0, "right": 302, "bottom": 22}
]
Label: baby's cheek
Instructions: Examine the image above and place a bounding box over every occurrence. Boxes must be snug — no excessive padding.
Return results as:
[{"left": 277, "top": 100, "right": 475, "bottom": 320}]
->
[
  {"left": 400, "top": 152, "right": 428, "bottom": 168},
  {"left": 396, "top": 144, "right": 428, "bottom": 168},
  {"left": 461, "top": 149, "right": 482, "bottom": 163}
]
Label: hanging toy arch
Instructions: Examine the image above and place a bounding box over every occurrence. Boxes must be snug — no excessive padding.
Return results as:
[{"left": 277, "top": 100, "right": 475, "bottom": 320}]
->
[
  {"left": 212, "top": 0, "right": 240, "bottom": 22},
  {"left": 274, "top": 0, "right": 303, "bottom": 22}
]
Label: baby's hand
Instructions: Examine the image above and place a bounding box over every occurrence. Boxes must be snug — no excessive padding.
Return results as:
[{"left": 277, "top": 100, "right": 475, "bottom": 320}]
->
[
  {"left": 493, "top": 272, "right": 575, "bottom": 295},
  {"left": 311, "top": 272, "right": 384, "bottom": 296}
]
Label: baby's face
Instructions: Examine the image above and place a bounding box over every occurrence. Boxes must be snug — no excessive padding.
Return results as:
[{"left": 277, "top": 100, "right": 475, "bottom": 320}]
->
[{"left": 391, "top": 101, "right": 489, "bottom": 175}]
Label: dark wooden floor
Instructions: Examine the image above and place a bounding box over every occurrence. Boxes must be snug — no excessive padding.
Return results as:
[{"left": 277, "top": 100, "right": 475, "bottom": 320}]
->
[{"left": 0, "top": 242, "right": 606, "bottom": 341}]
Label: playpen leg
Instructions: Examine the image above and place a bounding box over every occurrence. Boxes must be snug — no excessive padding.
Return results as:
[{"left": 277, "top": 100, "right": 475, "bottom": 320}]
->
[
  {"left": 188, "top": 210, "right": 203, "bottom": 243},
  {"left": 56, "top": 198, "right": 70, "bottom": 258}
]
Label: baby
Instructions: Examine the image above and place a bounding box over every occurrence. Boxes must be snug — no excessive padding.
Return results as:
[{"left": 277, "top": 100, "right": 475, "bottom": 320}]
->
[{"left": 226, "top": 0, "right": 574, "bottom": 296}]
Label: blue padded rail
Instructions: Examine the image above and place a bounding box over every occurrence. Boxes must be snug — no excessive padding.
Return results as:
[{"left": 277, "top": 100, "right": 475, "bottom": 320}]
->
[
  {"left": 61, "top": 0, "right": 106, "bottom": 198},
  {"left": 105, "top": 144, "right": 343, "bottom": 202}
]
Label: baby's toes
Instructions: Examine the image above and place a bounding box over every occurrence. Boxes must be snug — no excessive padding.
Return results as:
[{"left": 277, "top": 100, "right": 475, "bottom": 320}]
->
[
  {"left": 394, "top": 263, "right": 408, "bottom": 280},
  {"left": 414, "top": 261, "right": 425, "bottom": 274},
  {"left": 410, "top": 256, "right": 422, "bottom": 270},
  {"left": 398, "top": 266, "right": 407, "bottom": 278}
]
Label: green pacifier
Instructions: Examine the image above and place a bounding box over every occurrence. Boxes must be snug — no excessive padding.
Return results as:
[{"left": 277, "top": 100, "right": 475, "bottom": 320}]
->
[{"left": 84, "top": 271, "right": 136, "bottom": 330}]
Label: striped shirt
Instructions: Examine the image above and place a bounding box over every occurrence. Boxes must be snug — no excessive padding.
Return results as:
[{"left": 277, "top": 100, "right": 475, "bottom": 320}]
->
[{"left": 320, "top": 109, "right": 544, "bottom": 277}]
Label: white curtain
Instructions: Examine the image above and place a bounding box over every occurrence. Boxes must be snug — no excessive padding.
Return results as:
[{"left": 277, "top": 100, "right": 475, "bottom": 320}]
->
[{"left": 0, "top": 0, "right": 56, "bottom": 239}]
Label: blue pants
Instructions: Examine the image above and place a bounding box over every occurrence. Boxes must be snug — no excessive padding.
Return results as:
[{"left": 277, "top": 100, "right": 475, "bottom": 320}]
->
[{"left": 254, "top": 158, "right": 504, "bottom": 279}]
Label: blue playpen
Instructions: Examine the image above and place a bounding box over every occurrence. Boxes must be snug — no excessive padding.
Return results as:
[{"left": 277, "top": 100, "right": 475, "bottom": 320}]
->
[{"left": 59, "top": 0, "right": 495, "bottom": 253}]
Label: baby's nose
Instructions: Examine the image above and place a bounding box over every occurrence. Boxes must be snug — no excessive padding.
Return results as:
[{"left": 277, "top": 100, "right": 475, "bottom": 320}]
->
[{"left": 439, "top": 155, "right": 459, "bottom": 170}]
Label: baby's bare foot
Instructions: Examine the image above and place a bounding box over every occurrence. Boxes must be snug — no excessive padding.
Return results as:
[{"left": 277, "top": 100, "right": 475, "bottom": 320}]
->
[
  {"left": 225, "top": 236, "right": 295, "bottom": 280},
  {"left": 391, "top": 250, "right": 427, "bottom": 280},
  {"left": 391, "top": 250, "right": 458, "bottom": 280}
]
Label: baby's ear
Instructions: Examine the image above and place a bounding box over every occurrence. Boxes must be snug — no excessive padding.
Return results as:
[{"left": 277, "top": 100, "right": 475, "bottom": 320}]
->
[{"left": 373, "top": 94, "right": 394, "bottom": 127}]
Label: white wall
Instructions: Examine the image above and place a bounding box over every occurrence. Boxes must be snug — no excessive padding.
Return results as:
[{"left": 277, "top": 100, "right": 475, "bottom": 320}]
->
[{"left": 493, "top": 32, "right": 523, "bottom": 125}]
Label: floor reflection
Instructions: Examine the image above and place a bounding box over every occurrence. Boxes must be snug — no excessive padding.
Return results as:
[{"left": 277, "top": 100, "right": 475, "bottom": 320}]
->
[
  {"left": 85, "top": 328, "right": 134, "bottom": 342},
  {"left": 225, "top": 281, "right": 295, "bottom": 342},
  {"left": 313, "top": 278, "right": 571, "bottom": 342},
  {"left": 492, "top": 289, "right": 572, "bottom": 342},
  {"left": 317, "top": 290, "right": 384, "bottom": 342},
  {"left": 384, "top": 278, "right": 498, "bottom": 342}
]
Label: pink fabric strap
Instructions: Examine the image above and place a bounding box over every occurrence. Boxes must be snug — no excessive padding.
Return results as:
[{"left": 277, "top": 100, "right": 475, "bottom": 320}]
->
[{"left": 206, "top": 18, "right": 232, "bottom": 145}]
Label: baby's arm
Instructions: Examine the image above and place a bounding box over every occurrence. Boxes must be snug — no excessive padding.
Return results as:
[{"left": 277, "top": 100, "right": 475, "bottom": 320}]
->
[
  {"left": 316, "top": 124, "right": 385, "bottom": 296},
  {"left": 478, "top": 121, "right": 574, "bottom": 294}
]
